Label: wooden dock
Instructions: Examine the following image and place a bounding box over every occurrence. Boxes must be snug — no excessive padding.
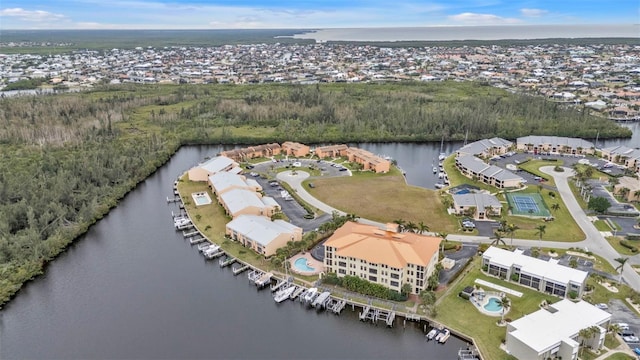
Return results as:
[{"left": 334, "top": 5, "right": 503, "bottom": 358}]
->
[
  {"left": 177, "top": 222, "right": 194, "bottom": 230},
  {"left": 255, "top": 272, "right": 273, "bottom": 288},
  {"left": 182, "top": 230, "right": 199, "bottom": 238},
  {"left": 270, "top": 279, "right": 289, "bottom": 292},
  {"left": 232, "top": 264, "right": 249, "bottom": 275},
  {"left": 166, "top": 196, "right": 180, "bottom": 203},
  {"left": 219, "top": 256, "right": 236, "bottom": 268},
  {"left": 331, "top": 299, "right": 347, "bottom": 314},
  {"left": 204, "top": 250, "right": 225, "bottom": 260},
  {"left": 189, "top": 236, "right": 206, "bottom": 245},
  {"left": 248, "top": 269, "right": 261, "bottom": 282}
]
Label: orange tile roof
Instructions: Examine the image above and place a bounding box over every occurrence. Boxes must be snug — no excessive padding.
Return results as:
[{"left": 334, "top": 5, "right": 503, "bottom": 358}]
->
[{"left": 325, "top": 222, "right": 441, "bottom": 268}]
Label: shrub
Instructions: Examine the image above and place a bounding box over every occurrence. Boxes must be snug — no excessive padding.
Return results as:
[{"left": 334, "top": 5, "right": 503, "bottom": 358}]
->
[
  {"left": 627, "top": 234, "right": 640, "bottom": 240},
  {"left": 620, "top": 240, "right": 639, "bottom": 253},
  {"left": 568, "top": 290, "right": 578, "bottom": 299}
]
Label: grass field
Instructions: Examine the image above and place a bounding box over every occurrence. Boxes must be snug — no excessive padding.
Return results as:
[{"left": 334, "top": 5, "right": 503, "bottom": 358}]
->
[{"left": 307, "top": 168, "right": 460, "bottom": 233}]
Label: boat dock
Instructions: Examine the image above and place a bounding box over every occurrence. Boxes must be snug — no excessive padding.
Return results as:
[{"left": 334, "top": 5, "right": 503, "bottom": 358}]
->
[
  {"left": 219, "top": 256, "right": 236, "bottom": 268},
  {"left": 182, "top": 230, "right": 199, "bottom": 238},
  {"left": 232, "top": 264, "right": 249, "bottom": 275},
  {"left": 312, "top": 291, "right": 331, "bottom": 309},
  {"left": 255, "top": 272, "right": 273, "bottom": 288},
  {"left": 330, "top": 299, "right": 347, "bottom": 314},
  {"left": 458, "top": 348, "right": 480, "bottom": 360},
  {"left": 188, "top": 236, "right": 206, "bottom": 245},
  {"left": 204, "top": 249, "right": 224, "bottom": 260},
  {"left": 166, "top": 196, "right": 180, "bottom": 203},
  {"left": 270, "top": 279, "right": 290, "bottom": 292}
]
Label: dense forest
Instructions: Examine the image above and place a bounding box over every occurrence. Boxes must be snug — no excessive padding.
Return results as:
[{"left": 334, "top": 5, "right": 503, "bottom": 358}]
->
[{"left": 0, "top": 81, "right": 631, "bottom": 306}]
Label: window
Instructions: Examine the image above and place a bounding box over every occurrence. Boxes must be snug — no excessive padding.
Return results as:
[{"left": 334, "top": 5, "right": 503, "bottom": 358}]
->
[
  {"left": 369, "top": 268, "right": 377, "bottom": 274},
  {"left": 338, "top": 269, "right": 346, "bottom": 274},
  {"left": 391, "top": 273, "right": 399, "bottom": 280},
  {"left": 369, "top": 276, "right": 377, "bottom": 282},
  {"left": 390, "top": 280, "right": 399, "bottom": 287},
  {"left": 338, "top": 261, "right": 346, "bottom": 267}
]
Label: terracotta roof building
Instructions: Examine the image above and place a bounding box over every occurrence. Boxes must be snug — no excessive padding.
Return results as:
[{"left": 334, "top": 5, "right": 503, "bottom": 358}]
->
[{"left": 323, "top": 222, "right": 441, "bottom": 294}]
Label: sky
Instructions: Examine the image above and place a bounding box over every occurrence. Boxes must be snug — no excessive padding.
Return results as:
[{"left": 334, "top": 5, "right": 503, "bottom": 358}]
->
[{"left": 0, "top": 0, "right": 638, "bottom": 30}]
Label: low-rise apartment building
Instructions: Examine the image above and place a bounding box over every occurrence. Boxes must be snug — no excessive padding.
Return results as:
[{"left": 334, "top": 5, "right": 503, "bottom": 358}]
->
[
  {"left": 323, "top": 222, "right": 440, "bottom": 294},
  {"left": 208, "top": 172, "right": 261, "bottom": 195},
  {"left": 451, "top": 193, "right": 502, "bottom": 219},
  {"left": 344, "top": 147, "right": 391, "bottom": 173},
  {"left": 601, "top": 145, "right": 640, "bottom": 172},
  {"left": 220, "top": 143, "right": 281, "bottom": 161},
  {"left": 225, "top": 215, "right": 302, "bottom": 257},
  {"left": 314, "top": 144, "right": 348, "bottom": 158},
  {"left": 281, "top": 141, "right": 310, "bottom": 157},
  {"left": 506, "top": 300, "right": 611, "bottom": 360},
  {"left": 456, "top": 137, "right": 513, "bottom": 158},
  {"left": 482, "top": 247, "right": 588, "bottom": 298},
  {"left": 218, "top": 188, "right": 279, "bottom": 218},
  {"left": 187, "top": 155, "right": 238, "bottom": 182},
  {"left": 456, "top": 155, "right": 525, "bottom": 189},
  {"left": 516, "top": 136, "right": 595, "bottom": 155}
]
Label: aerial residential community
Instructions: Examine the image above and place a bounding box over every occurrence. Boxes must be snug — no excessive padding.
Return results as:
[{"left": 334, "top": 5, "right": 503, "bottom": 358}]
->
[{"left": 1, "top": 10, "right": 640, "bottom": 359}]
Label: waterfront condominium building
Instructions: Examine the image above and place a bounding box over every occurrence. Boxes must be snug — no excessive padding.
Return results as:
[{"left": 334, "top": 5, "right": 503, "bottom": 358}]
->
[
  {"left": 187, "top": 155, "right": 239, "bottom": 182},
  {"left": 314, "top": 144, "right": 348, "bottom": 158},
  {"left": 482, "top": 247, "right": 588, "bottom": 298},
  {"left": 226, "top": 215, "right": 302, "bottom": 257},
  {"left": 506, "top": 299, "right": 611, "bottom": 360},
  {"left": 323, "top": 222, "right": 441, "bottom": 294},
  {"left": 516, "top": 136, "right": 595, "bottom": 155},
  {"left": 344, "top": 147, "right": 391, "bottom": 173}
]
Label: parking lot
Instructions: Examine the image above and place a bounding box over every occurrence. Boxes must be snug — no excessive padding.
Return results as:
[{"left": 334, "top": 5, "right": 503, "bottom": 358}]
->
[
  {"left": 609, "top": 299, "right": 640, "bottom": 346},
  {"left": 250, "top": 158, "right": 350, "bottom": 232}
]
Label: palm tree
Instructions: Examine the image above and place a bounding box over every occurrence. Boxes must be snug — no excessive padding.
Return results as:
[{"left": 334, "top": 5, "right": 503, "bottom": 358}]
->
[
  {"left": 615, "top": 257, "right": 629, "bottom": 284},
  {"left": 535, "top": 224, "right": 546, "bottom": 250},
  {"left": 496, "top": 295, "right": 510, "bottom": 325},
  {"left": 436, "top": 232, "right": 448, "bottom": 255},
  {"left": 405, "top": 221, "right": 417, "bottom": 233},
  {"left": 618, "top": 187, "right": 630, "bottom": 200},
  {"left": 393, "top": 218, "right": 406, "bottom": 232},
  {"left": 417, "top": 221, "right": 429, "bottom": 234},
  {"left": 506, "top": 223, "right": 519, "bottom": 248},
  {"left": 578, "top": 326, "right": 599, "bottom": 357},
  {"left": 490, "top": 230, "right": 506, "bottom": 247}
]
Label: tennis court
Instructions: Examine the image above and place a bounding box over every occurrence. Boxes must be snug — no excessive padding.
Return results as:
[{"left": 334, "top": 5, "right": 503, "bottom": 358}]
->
[{"left": 506, "top": 192, "right": 551, "bottom": 217}]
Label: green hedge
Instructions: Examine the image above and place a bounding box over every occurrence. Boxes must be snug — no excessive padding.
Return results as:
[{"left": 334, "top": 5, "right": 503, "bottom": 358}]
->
[
  {"left": 620, "top": 240, "right": 639, "bottom": 253},
  {"left": 322, "top": 273, "right": 408, "bottom": 301}
]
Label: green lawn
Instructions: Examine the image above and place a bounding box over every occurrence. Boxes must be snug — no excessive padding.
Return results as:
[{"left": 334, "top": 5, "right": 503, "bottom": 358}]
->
[
  {"left": 594, "top": 220, "right": 612, "bottom": 231},
  {"left": 602, "top": 352, "right": 635, "bottom": 360},
  {"left": 605, "top": 236, "right": 638, "bottom": 256},
  {"left": 436, "top": 257, "right": 553, "bottom": 360},
  {"left": 308, "top": 167, "right": 460, "bottom": 233},
  {"left": 604, "top": 333, "right": 620, "bottom": 349}
]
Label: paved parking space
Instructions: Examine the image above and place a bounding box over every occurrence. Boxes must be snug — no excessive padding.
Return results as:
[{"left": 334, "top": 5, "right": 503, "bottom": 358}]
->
[
  {"left": 609, "top": 299, "right": 640, "bottom": 345},
  {"left": 600, "top": 216, "right": 640, "bottom": 236},
  {"left": 588, "top": 180, "right": 640, "bottom": 216}
]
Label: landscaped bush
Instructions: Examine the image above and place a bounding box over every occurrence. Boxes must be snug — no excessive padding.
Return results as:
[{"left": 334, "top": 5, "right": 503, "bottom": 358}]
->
[
  {"left": 568, "top": 290, "right": 578, "bottom": 299},
  {"left": 619, "top": 240, "right": 639, "bottom": 253},
  {"left": 322, "top": 274, "right": 408, "bottom": 301},
  {"left": 627, "top": 234, "right": 640, "bottom": 240}
]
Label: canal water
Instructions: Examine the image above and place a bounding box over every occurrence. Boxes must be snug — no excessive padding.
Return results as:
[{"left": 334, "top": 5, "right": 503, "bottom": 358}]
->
[{"left": 1, "top": 124, "right": 637, "bottom": 359}]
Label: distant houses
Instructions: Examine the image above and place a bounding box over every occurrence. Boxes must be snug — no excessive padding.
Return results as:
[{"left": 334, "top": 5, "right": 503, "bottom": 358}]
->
[
  {"left": 505, "top": 300, "right": 611, "bottom": 360},
  {"left": 281, "top": 141, "right": 310, "bottom": 157},
  {"left": 613, "top": 176, "right": 640, "bottom": 202},
  {"left": 323, "top": 222, "right": 441, "bottom": 294},
  {"left": 516, "top": 136, "right": 595, "bottom": 155},
  {"left": 220, "top": 143, "right": 281, "bottom": 162},
  {"left": 482, "top": 246, "right": 588, "bottom": 298},
  {"left": 314, "top": 144, "right": 349, "bottom": 158}
]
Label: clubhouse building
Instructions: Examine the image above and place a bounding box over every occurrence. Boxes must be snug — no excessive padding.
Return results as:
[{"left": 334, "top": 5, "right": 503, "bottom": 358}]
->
[
  {"left": 323, "top": 222, "right": 440, "bottom": 294},
  {"left": 506, "top": 300, "right": 611, "bottom": 360},
  {"left": 482, "top": 247, "right": 588, "bottom": 298}
]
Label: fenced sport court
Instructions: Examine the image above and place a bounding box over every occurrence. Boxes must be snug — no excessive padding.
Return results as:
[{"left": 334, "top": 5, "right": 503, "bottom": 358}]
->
[{"left": 506, "top": 192, "right": 551, "bottom": 217}]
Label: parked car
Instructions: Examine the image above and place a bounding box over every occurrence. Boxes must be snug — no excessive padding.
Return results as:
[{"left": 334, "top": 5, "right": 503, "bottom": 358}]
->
[
  {"left": 595, "top": 303, "right": 608, "bottom": 310},
  {"left": 615, "top": 323, "right": 630, "bottom": 332},
  {"left": 634, "top": 347, "right": 640, "bottom": 355},
  {"left": 623, "top": 335, "right": 639, "bottom": 343},
  {"left": 246, "top": 165, "right": 255, "bottom": 169},
  {"left": 339, "top": 167, "right": 348, "bottom": 171},
  {"left": 308, "top": 183, "right": 315, "bottom": 188}
]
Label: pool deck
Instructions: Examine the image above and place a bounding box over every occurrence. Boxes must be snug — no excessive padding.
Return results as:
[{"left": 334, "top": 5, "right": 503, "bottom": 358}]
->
[
  {"left": 289, "top": 253, "right": 324, "bottom": 276},
  {"left": 469, "top": 290, "right": 510, "bottom": 317}
]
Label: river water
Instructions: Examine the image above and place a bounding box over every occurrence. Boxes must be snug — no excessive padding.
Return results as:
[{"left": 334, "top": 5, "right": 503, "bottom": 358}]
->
[{"left": 0, "top": 124, "right": 637, "bottom": 358}]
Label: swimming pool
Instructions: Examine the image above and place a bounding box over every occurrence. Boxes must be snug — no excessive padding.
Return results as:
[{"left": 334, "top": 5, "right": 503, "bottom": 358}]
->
[
  {"left": 293, "top": 258, "right": 315, "bottom": 272},
  {"left": 484, "top": 296, "right": 503, "bottom": 313},
  {"left": 191, "top": 192, "right": 212, "bottom": 206}
]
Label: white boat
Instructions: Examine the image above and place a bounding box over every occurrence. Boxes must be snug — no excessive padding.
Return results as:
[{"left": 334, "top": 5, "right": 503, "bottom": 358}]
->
[
  {"left": 436, "top": 329, "right": 451, "bottom": 343},
  {"left": 426, "top": 329, "right": 438, "bottom": 340},
  {"left": 303, "top": 287, "right": 318, "bottom": 303},
  {"left": 174, "top": 217, "right": 191, "bottom": 228},
  {"left": 438, "top": 153, "right": 446, "bottom": 161},
  {"left": 203, "top": 245, "right": 220, "bottom": 256},
  {"left": 438, "top": 172, "right": 445, "bottom": 178},
  {"left": 432, "top": 166, "right": 438, "bottom": 173},
  {"left": 435, "top": 183, "right": 445, "bottom": 189},
  {"left": 197, "top": 243, "right": 212, "bottom": 252},
  {"left": 274, "top": 285, "right": 296, "bottom": 303}
]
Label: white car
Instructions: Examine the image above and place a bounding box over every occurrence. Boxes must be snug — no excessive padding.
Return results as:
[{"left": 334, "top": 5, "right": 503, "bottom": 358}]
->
[
  {"left": 595, "top": 303, "right": 608, "bottom": 310},
  {"left": 623, "top": 335, "right": 640, "bottom": 343},
  {"left": 615, "top": 323, "right": 630, "bottom": 331}
]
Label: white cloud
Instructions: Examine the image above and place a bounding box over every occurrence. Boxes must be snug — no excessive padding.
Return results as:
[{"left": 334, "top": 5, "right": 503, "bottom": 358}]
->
[
  {"left": 0, "top": 8, "right": 66, "bottom": 22},
  {"left": 520, "top": 8, "right": 549, "bottom": 17},
  {"left": 448, "top": 12, "right": 521, "bottom": 24}
]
